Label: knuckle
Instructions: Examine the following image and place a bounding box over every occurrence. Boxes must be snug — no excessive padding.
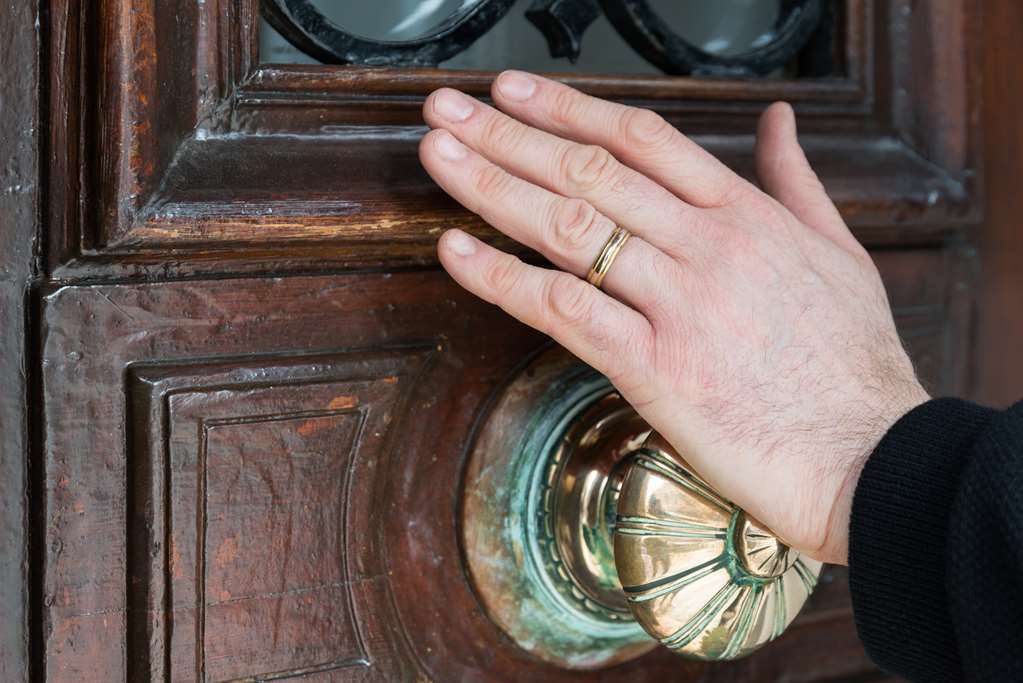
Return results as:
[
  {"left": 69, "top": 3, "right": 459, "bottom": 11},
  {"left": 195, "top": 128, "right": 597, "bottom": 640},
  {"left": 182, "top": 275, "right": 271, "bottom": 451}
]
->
[
  {"left": 620, "top": 107, "right": 675, "bottom": 151},
  {"left": 479, "top": 112, "right": 522, "bottom": 153},
  {"left": 471, "top": 164, "right": 512, "bottom": 202},
  {"left": 548, "top": 86, "right": 582, "bottom": 128},
  {"left": 544, "top": 275, "right": 594, "bottom": 327},
  {"left": 548, "top": 198, "right": 604, "bottom": 253},
  {"left": 484, "top": 254, "right": 522, "bottom": 296},
  {"left": 607, "top": 167, "right": 641, "bottom": 198},
  {"left": 560, "top": 144, "right": 616, "bottom": 194}
]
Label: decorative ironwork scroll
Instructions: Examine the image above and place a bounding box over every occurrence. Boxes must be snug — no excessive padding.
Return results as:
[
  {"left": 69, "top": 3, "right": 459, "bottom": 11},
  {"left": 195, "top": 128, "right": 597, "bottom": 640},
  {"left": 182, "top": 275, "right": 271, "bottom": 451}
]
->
[
  {"left": 262, "top": 0, "right": 518, "bottom": 67},
  {"left": 525, "top": 0, "right": 601, "bottom": 62},
  {"left": 600, "top": 0, "right": 823, "bottom": 76},
  {"left": 262, "top": 0, "right": 826, "bottom": 76}
]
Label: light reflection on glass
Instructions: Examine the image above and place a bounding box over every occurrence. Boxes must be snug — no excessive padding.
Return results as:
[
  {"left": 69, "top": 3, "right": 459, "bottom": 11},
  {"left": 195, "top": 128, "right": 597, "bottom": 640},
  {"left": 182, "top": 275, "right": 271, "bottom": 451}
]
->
[
  {"left": 260, "top": 0, "right": 790, "bottom": 72},
  {"left": 309, "top": 0, "right": 485, "bottom": 42},
  {"left": 649, "top": 0, "right": 782, "bottom": 57}
]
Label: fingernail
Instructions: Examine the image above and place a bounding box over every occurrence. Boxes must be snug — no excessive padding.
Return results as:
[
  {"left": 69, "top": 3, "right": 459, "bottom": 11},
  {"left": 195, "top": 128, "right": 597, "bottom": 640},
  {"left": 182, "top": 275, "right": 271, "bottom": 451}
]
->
[
  {"left": 434, "top": 90, "right": 474, "bottom": 122},
  {"left": 446, "top": 230, "right": 476, "bottom": 256},
  {"left": 497, "top": 71, "right": 536, "bottom": 101},
  {"left": 434, "top": 131, "right": 468, "bottom": 161}
]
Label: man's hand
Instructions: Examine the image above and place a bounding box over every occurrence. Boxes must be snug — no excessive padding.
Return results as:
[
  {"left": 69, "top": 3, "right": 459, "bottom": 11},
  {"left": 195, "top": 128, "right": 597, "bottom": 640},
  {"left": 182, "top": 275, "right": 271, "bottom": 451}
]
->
[{"left": 418, "top": 71, "right": 929, "bottom": 565}]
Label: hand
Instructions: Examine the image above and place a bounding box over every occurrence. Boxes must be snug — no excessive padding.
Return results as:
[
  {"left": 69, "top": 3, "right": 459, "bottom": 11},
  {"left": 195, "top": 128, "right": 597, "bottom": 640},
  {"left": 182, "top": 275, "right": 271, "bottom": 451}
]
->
[{"left": 418, "top": 71, "right": 929, "bottom": 565}]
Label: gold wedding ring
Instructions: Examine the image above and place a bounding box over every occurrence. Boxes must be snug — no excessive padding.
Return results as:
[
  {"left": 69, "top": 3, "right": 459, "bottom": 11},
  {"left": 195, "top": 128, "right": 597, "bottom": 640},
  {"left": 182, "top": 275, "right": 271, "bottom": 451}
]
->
[{"left": 585, "top": 226, "right": 631, "bottom": 289}]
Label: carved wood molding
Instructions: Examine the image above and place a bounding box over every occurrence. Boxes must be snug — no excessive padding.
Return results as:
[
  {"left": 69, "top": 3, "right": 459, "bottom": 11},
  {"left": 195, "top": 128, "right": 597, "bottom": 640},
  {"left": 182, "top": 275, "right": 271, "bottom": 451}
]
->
[
  {"left": 39, "top": 271, "right": 458, "bottom": 679},
  {"left": 36, "top": 261, "right": 966, "bottom": 680},
  {"left": 45, "top": 0, "right": 982, "bottom": 280},
  {"left": 125, "top": 353, "right": 424, "bottom": 680}
]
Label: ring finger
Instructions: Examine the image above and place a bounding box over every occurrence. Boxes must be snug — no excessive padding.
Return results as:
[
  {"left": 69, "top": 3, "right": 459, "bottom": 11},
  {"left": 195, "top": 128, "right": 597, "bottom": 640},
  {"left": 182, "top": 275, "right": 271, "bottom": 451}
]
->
[
  {"left": 419, "top": 128, "right": 680, "bottom": 315},
  {"left": 423, "top": 87, "right": 712, "bottom": 261}
]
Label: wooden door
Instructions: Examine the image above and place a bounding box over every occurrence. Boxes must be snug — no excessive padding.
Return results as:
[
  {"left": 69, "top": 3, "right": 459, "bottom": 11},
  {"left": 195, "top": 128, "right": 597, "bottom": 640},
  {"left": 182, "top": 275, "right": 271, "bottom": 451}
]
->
[{"left": 2, "top": 0, "right": 1015, "bottom": 681}]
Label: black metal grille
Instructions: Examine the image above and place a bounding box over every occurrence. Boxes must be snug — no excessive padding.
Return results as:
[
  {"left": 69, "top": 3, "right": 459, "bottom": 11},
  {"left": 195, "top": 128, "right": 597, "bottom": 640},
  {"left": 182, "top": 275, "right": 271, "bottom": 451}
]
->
[{"left": 261, "top": 0, "right": 830, "bottom": 77}]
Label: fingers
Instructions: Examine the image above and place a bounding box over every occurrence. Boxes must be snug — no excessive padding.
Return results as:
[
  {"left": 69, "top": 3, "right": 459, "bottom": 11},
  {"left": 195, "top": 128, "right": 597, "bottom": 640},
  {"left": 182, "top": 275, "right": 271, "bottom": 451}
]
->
[
  {"left": 422, "top": 86, "right": 700, "bottom": 258},
  {"left": 437, "top": 228, "right": 654, "bottom": 383},
  {"left": 419, "top": 128, "right": 682, "bottom": 316},
  {"left": 489, "top": 71, "right": 752, "bottom": 209},
  {"left": 755, "top": 102, "right": 863, "bottom": 255}
]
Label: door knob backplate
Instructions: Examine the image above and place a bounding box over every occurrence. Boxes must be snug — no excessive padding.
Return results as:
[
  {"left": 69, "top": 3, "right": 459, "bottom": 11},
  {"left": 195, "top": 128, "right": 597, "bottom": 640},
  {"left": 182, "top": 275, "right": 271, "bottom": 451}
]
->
[
  {"left": 461, "top": 348, "right": 820, "bottom": 670},
  {"left": 462, "top": 350, "right": 652, "bottom": 670}
]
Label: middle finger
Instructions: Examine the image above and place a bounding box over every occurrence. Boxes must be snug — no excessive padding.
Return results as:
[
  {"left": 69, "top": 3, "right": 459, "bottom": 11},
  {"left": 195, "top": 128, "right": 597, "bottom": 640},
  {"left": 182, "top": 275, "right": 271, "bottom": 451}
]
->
[
  {"left": 419, "top": 128, "right": 680, "bottom": 317},
  {"left": 423, "top": 88, "right": 708, "bottom": 260}
]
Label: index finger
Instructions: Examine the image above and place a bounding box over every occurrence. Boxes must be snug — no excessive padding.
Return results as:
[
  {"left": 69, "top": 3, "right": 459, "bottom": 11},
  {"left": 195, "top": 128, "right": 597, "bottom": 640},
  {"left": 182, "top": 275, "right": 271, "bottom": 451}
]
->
[{"left": 490, "top": 71, "right": 752, "bottom": 209}]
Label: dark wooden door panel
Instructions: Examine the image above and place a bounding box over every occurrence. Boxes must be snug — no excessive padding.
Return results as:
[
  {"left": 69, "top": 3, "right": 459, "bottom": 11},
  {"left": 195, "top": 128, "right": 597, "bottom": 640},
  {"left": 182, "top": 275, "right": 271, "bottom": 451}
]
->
[
  {"left": 46, "top": 0, "right": 980, "bottom": 282},
  {"left": 39, "top": 272, "right": 509, "bottom": 682},
  {"left": 39, "top": 248, "right": 965, "bottom": 681},
  {"left": 126, "top": 350, "right": 434, "bottom": 681},
  {"left": 0, "top": 1, "right": 40, "bottom": 680},
  {"left": 0, "top": 1, "right": 999, "bottom": 681}
]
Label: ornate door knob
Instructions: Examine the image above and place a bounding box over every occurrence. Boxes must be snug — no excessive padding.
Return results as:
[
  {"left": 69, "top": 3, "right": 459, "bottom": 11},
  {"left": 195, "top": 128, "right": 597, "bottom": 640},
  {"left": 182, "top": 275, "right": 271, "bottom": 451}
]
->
[
  {"left": 614, "top": 432, "right": 821, "bottom": 660},
  {"left": 463, "top": 349, "right": 820, "bottom": 669}
]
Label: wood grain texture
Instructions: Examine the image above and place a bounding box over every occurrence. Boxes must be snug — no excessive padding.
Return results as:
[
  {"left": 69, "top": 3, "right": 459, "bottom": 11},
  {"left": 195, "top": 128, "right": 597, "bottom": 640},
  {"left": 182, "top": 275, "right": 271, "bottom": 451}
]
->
[
  {"left": 39, "top": 255, "right": 966, "bottom": 681},
  {"left": 39, "top": 274, "right": 453, "bottom": 681},
  {"left": 42, "top": 0, "right": 984, "bottom": 281},
  {"left": 973, "top": 0, "right": 1023, "bottom": 406},
  {"left": 0, "top": 287, "right": 31, "bottom": 683},
  {"left": 126, "top": 351, "right": 432, "bottom": 681},
  {"left": 0, "top": 1, "right": 40, "bottom": 681},
  {"left": 23, "top": 0, "right": 1001, "bottom": 681}
]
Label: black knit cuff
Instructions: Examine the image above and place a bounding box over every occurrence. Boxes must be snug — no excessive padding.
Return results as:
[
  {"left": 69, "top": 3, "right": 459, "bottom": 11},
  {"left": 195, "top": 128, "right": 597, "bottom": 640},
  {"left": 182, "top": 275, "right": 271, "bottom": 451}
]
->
[{"left": 849, "top": 397, "right": 998, "bottom": 681}]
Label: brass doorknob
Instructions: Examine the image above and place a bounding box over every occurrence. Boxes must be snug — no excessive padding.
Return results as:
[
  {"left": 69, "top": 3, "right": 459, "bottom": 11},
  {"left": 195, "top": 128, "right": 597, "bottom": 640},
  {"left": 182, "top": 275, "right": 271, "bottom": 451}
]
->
[
  {"left": 614, "top": 432, "right": 821, "bottom": 660},
  {"left": 463, "top": 351, "right": 821, "bottom": 670}
]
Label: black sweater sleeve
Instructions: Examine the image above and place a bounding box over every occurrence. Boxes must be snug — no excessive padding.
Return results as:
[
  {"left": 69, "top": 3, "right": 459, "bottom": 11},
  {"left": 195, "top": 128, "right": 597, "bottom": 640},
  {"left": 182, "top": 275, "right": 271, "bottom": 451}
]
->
[{"left": 849, "top": 398, "right": 1023, "bottom": 682}]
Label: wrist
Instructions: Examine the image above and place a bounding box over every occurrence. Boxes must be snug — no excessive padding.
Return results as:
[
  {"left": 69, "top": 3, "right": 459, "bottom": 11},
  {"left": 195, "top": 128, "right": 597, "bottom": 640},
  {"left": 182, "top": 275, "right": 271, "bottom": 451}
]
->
[{"left": 815, "top": 382, "right": 931, "bottom": 565}]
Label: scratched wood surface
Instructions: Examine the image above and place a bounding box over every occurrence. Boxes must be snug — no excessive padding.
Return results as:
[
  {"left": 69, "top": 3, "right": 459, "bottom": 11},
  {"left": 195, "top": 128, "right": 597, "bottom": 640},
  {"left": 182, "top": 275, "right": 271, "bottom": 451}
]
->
[
  {"left": 38, "top": 255, "right": 961, "bottom": 681},
  {"left": 0, "top": 1, "right": 40, "bottom": 682},
  {"left": 1, "top": 0, "right": 1012, "bottom": 681},
  {"left": 974, "top": 0, "right": 1023, "bottom": 406},
  {"left": 45, "top": 0, "right": 981, "bottom": 280}
]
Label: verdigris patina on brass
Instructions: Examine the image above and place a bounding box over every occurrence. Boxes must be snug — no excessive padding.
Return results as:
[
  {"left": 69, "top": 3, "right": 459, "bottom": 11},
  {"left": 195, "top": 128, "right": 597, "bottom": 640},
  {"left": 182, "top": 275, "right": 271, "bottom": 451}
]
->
[
  {"left": 461, "top": 347, "right": 820, "bottom": 669},
  {"left": 461, "top": 349, "right": 653, "bottom": 669}
]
